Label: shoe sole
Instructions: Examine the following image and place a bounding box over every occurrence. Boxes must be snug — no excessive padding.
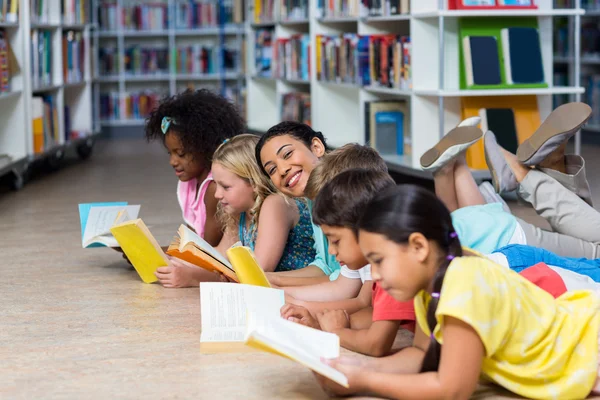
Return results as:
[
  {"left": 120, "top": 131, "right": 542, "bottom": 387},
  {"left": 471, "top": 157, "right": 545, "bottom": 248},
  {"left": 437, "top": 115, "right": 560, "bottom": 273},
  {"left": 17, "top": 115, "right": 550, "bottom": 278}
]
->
[
  {"left": 420, "top": 126, "right": 483, "bottom": 169},
  {"left": 517, "top": 103, "right": 592, "bottom": 164}
]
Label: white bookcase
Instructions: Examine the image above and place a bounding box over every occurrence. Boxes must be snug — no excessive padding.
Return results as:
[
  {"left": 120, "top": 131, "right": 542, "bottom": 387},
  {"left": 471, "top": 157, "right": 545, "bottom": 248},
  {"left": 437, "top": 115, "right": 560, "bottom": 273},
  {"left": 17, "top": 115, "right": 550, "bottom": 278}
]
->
[
  {"left": 245, "top": 0, "right": 585, "bottom": 179},
  {"left": 0, "top": 0, "right": 96, "bottom": 190},
  {"left": 93, "top": 0, "right": 246, "bottom": 127}
]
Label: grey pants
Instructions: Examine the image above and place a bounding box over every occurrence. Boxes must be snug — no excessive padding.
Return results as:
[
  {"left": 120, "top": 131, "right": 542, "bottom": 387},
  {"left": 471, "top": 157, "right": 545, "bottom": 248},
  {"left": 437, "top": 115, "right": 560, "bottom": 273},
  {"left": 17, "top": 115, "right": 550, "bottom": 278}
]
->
[
  {"left": 541, "top": 154, "right": 593, "bottom": 207},
  {"left": 516, "top": 168, "right": 600, "bottom": 259}
]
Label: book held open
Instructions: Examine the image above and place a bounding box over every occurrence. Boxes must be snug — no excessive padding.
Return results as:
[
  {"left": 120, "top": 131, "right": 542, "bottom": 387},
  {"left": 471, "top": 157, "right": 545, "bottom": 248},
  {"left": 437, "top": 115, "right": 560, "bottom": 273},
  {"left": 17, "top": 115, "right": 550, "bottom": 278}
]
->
[{"left": 78, "top": 202, "right": 140, "bottom": 248}]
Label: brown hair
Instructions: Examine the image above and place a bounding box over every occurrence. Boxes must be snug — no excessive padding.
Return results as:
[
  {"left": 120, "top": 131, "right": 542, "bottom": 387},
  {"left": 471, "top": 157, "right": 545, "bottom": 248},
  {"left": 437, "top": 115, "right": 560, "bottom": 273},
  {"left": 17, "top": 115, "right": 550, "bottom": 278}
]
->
[
  {"left": 304, "top": 143, "right": 388, "bottom": 200},
  {"left": 312, "top": 168, "right": 395, "bottom": 235}
]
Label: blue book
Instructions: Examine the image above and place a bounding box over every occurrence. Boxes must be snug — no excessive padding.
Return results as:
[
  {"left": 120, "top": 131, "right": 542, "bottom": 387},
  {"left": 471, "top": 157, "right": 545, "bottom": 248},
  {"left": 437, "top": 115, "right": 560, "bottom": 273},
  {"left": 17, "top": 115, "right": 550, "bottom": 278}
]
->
[
  {"left": 357, "top": 36, "right": 370, "bottom": 86},
  {"left": 499, "top": 0, "right": 531, "bottom": 5},
  {"left": 501, "top": 27, "right": 544, "bottom": 84},
  {"left": 462, "top": 36, "right": 501, "bottom": 86},
  {"left": 79, "top": 202, "right": 140, "bottom": 248},
  {"left": 374, "top": 111, "right": 404, "bottom": 155}
]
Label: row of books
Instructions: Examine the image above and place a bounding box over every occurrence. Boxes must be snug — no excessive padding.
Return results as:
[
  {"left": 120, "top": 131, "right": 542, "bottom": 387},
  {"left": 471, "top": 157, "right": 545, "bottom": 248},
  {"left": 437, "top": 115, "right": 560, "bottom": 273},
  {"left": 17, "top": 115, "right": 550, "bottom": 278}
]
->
[
  {"left": 99, "top": 47, "right": 119, "bottom": 76},
  {"left": 100, "top": 90, "right": 163, "bottom": 121},
  {"left": 316, "top": 0, "right": 360, "bottom": 18},
  {"left": 62, "top": 0, "right": 88, "bottom": 24},
  {"left": 124, "top": 46, "right": 169, "bottom": 75},
  {"left": 32, "top": 95, "right": 59, "bottom": 153},
  {"left": 280, "top": 0, "right": 308, "bottom": 20},
  {"left": 554, "top": 0, "right": 600, "bottom": 9},
  {"left": 31, "top": 30, "right": 53, "bottom": 89},
  {"left": 1, "top": 0, "right": 17, "bottom": 23},
  {"left": 281, "top": 92, "right": 310, "bottom": 125},
  {"left": 254, "top": 28, "right": 273, "bottom": 77},
  {"left": 253, "top": 0, "right": 275, "bottom": 22},
  {"left": 555, "top": 72, "right": 600, "bottom": 127},
  {"left": 99, "top": 0, "right": 242, "bottom": 31},
  {"left": 63, "top": 30, "right": 85, "bottom": 83},
  {"left": 273, "top": 35, "right": 310, "bottom": 81},
  {"left": 173, "top": 45, "right": 240, "bottom": 74},
  {"left": 315, "top": 34, "right": 412, "bottom": 90},
  {"left": 362, "top": 0, "right": 409, "bottom": 17},
  {"left": 0, "top": 31, "right": 11, "bottom": 93},
  {"left": 555, "top": 21, "right": 600, "bottom": 59},
  {"left": 449, "top": 0, "right": 536, "bottom": 9},
  {"left": 461, "top": 25, "right": 545, "bottom": 88}
]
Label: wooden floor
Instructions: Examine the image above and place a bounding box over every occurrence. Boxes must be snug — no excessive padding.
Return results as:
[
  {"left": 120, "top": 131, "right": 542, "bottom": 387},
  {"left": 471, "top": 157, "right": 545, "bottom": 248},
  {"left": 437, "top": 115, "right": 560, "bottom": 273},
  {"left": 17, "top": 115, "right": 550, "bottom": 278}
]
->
[{"left": 1, "top": 138, "right": 598, "bottom": 399}]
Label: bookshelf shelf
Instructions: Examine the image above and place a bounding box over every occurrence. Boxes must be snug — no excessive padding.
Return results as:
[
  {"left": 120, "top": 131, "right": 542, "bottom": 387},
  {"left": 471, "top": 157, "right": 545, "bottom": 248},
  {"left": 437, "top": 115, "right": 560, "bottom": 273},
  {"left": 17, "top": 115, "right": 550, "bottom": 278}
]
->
[
  {"left": 176, "top": 73, "right": 242, "bottom": 81},
  {"left": 30, "top": 22, "right": 61, "bottom": 29},
  {"left": 174, "top": 26, "right": 244, "bottom": 36},
  {"left": 279, "top": 78, "right": 310, "bottom": 85},
  {"left": 583, "top": 124, "right": 600, "bottom": 133},
  {"left": 245, "top": 0, "right": 585, "bottom": 177},
  {"left": 96, "top": 76, "right": 120, "bottom": 83},
  {"left": 0, "top": 22, "right": 19, "bottom": 28},
  {"left": 554, "top": 56, "right": 600, "bottom": 65},
  {"left": 251, "top": 21, "right": 277, "bottom": 27},
  {"left": 100, "top": 119, "right": 146, "bottom": 127},
  {"left": 279, "top": 19, "right": 310, "bottom": 26},
  {"left": 62, "top": 24, "right": 86, "bottom": 30},
  {"left": 0, "top": 91, "right": 22, "bottom": 101},
  {"left": 32, "top": 84, "right": 63, "bottom": 94},
  {"left": 120, "top": 30, "right": 169, "bottom": 37},
  {"left": 123, "top": 74, "right": 171, "bottom": 82},
  {"left": 64, "top": 82, "right": 87, "bottom": 89}
]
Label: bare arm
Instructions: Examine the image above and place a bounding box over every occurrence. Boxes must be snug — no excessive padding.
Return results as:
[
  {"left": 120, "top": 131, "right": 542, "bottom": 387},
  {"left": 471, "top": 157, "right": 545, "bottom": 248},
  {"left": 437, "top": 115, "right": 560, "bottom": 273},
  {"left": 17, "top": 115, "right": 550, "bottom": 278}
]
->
[
  {"left": 283, "top": 274, "right": 363, "bottom": 302},
  {"left": 349, "top": 307, "right": 373, "bottom": 330},
  {"left": 271, "top": 273, "right": 330, "bottom": 287},
  {"left": 298, "top": 280, "right": 373, "bottom": 315},
  {"left": 267, "top": 265, "right": 327, "bottom": 279},
  {"left": 253, "top": 195, "right": 297, "bottom": 272},
  {"left": 215, "top": 225, "right": 238, "bottom": 257},
  {"left": 332, "top": 320, "right": 401, "bottom": 357},
  {"left": 203, "top": 182, "right": 224, "bottom": 247}
]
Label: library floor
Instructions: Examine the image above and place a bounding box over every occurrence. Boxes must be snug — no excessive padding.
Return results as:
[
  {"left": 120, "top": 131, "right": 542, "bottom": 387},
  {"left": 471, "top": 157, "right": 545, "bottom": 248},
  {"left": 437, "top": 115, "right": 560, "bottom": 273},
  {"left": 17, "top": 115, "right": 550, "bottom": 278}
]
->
[{"left": 2, "top": 138, "right": 600, "bottom": 399}]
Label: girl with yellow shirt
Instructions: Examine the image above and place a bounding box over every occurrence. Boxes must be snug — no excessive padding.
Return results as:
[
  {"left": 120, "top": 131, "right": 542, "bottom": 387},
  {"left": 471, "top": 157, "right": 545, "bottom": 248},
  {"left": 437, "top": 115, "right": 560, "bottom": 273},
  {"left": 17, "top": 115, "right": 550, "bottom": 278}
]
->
[{"left": 314, "top": 184, "right": 600, "bottom": 400}]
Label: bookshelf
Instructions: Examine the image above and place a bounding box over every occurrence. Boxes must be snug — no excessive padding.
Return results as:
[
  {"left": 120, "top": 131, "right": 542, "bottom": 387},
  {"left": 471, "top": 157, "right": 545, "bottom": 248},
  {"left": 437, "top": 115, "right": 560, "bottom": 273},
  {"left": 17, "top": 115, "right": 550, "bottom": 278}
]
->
[
  {"left": 245, "top": 0, "right": 586, "bottom": 179},
  {"left": 94, "top": 0, "right": 246, "bottom": 126},
  {"left": 553, "top": 0, "right": 600, "bottom": 145},
  {"left": 0, "top": 0, "right": 96, "bottom": 190}
]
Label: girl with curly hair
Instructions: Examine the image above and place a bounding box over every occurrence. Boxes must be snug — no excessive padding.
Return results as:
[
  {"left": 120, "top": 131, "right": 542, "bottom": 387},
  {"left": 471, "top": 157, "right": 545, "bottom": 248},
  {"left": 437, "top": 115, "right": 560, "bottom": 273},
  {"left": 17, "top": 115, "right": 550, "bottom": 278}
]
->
[{"left": 144, "top": 89, "right": 245, "bottom": 287}]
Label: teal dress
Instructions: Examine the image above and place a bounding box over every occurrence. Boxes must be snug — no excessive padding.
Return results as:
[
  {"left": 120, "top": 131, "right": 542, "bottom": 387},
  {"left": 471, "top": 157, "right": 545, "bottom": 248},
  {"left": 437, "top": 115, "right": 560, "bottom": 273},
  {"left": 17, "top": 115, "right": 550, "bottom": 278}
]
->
[{"left": 238, "top": 198, "right": 316, "bottom": 272}]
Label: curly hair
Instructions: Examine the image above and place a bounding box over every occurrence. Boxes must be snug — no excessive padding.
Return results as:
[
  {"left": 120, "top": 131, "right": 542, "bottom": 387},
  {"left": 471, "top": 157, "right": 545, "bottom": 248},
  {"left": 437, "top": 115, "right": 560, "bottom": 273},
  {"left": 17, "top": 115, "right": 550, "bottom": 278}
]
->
[
  {"left": 145, "top": 89, "right": 245, "bottom": 167},
  {"left": 255, "top": 121, "right": 330, "bottom": 176},
  {"left": 212, "top": 134, "right": 282, "bottom": 233}
]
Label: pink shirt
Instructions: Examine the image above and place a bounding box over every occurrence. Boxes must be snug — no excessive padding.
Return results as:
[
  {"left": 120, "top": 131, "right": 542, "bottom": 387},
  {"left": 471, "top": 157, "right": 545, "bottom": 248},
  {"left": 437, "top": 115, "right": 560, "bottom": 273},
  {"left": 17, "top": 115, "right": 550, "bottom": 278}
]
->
[{"left": 176, "top": 172, "right": 214, "bottom": 238}]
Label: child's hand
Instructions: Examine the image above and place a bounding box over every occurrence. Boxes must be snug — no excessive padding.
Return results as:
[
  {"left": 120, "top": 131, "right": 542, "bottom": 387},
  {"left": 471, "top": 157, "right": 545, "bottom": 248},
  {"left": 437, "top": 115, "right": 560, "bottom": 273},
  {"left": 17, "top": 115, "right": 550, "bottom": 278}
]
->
[
  {"left": 154, "top": 258, "right": 199, "bottom": 288},
  {"left": 316, "top": 309, "right": 350, "bottom": 333},
  {"left": 213, "top": 271, "right": 236, "bottom": 283},
  {"left": 281, "top": 304, "right": 321, "bottom": 330},
  {"left": 313, "top": 356, "right": 366, "bottom": 397}
]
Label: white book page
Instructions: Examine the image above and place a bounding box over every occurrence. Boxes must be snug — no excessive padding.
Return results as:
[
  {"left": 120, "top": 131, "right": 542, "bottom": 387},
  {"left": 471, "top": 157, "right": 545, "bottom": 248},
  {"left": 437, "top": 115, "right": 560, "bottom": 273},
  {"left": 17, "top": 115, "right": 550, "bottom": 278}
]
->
[
  {"left": 245, "top": 313, "right": 348, "bottom": 387},
  {"left": 82, "top": 205, "right": 140, "bottom": 247},
  {"left": 180, "top": 225, "right": 232, "bottom": 269},
  {"left": 199, "top": 283, "right": 284, "bottom": 343}
]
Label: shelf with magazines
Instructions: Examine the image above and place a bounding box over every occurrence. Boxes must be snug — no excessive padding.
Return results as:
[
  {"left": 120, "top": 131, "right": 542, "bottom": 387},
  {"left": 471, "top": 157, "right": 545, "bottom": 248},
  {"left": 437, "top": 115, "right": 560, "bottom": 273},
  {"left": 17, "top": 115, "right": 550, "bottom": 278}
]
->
[
  {"left": 245, "top": 0, "right": 586, "bottom": 180},
  {"left": 0, "top": 0, "right": 97, "bottom": 191},
  {"left": 94, "top": 0, "right": 246, "bottom": 127}
]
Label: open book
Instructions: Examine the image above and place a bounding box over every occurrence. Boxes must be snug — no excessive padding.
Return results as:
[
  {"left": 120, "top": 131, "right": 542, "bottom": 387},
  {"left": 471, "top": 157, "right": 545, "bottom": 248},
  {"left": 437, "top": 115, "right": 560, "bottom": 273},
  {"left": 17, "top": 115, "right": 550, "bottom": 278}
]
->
[
  {"left": 110, "top": 219, "right": 169, "bottom": 283},
  {"left": 79, "top": 202, "right": 140, "bottom": 248},
  {"left": 245, "top": 311, "right": 349, "bottom": 388},
  {"left": 199, "top": 282, "right": 284, "bottom": 353}
]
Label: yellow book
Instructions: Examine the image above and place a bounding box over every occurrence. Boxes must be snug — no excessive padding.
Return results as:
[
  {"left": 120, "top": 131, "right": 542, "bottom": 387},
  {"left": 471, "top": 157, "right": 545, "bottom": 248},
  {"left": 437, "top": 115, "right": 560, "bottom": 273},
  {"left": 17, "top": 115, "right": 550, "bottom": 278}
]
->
[
  {"left": 244, "top": 311, "right": 349, "bottom": 388},
  {"left": 226, "top": 246, "right": 271, "bottom": 288},
  {"left": 32, "top": 97, "right": 44, "bottom": 154},
  {"left": 199, "top": 283, "right": 284, "bottom": 353},
  {"left": 254, "top": 0, "right": 261, "bottom": 23},
  {"left": 110, "top": 219, "right": 169, "bottom": 283}
]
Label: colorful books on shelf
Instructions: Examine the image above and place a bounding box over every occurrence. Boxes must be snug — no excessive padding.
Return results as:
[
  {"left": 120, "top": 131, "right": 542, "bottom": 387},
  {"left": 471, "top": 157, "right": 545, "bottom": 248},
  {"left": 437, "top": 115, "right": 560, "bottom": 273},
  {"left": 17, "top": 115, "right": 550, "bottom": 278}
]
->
[
  {"left": 554, "top": 0, "right": 599, "bottom": 9},
  {"left": 254, "top": 0, "right": 275, "bottom": 23},
  {"left": 0, "top": 30, "right": 11, "bottom": 93},
  {"left": 316, "top": 0, "right": 359, "bottom": 18},
  {"left": 121, "top": 0, "right": 168, "bottom": 30},
  {"left": 174, "top": 0, "right": 243, "bottom": 28},
  {"left": 363, "top": 0, "right": 409, "bottom": 17},
  {"left": 1, "top": 0, "right": 18, "bottom": 22},
  {"left": 316, "top": 34, "right": 363, "bottom": 84},
  {"left": 459, "top": 18, "right": 547, "bottom": 90},
  {"left": 63, "top": 30, "right": 85, "bottom": 84},
  {"left": 32, "top": 95, "right": 60, "bottom": 154},
  {"left": 98, "top": 1, "right": 118, "bottom": 30},
  {"left": 62, "top": 0, "right": 87, "bottom": 24},
  {"left": 173, "top": 45, "right": 219, "bottom": 74},
  {"left": 281, "top": 92, "right": 310, "bottom": 125},
  {"left": 124, "top": 45, "right": 169, "bottom": 75},
  {"left": 273, "top": 35, "right": 310, "bottom": 81},
  {"left": 99, "top": 47, "right": 119, "bottom": 76},
  {"left": 449, "top": 0, "right": 536, "bottom": 9},
  {"left": 31, "top": 30, "right": 53, "bottom": 90},
  {"left": 100, "top": 90, "right": 163, "bottom": 121},
  {"left": 368, "top": 35, "right": 411, "bottom": 90},
  {"left": 255, "top": 28, "right": 273, "bottom": 78},
  {"left": 280, "top": 0, "right": 308, "bottom": 20},
  {"left": 364, "top": 100, "right": 410, "bottom": 156}
]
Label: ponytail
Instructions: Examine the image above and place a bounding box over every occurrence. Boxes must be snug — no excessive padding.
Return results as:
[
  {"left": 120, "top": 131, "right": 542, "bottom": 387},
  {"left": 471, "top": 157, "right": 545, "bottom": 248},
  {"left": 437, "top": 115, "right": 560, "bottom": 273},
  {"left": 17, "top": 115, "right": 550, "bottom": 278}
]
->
[
  {"left": 356, "top": 184, "right": 463, "bottom": 374},
  {"left": 420, "top": 231, "right": 463, "bottom": 372}
]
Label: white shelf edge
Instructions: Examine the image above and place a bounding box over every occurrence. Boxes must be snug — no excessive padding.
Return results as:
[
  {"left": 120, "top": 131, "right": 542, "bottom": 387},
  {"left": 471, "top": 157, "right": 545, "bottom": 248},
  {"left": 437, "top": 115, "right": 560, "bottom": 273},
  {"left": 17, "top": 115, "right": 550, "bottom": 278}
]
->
[
  {"left": 251, "top": 75, "right": 277, "bottom": 82},
  {"left": 120, "top": 30, "right": 169, "bottom": 37},
  {"left": 30, "top": 22, "right": 61, "bottom": 29},
  {"left": 64, "top": 81, "right": 87, "bottom": 89},
  {"left": 0, "top": 90, "right": 21, "bottom": 100},
  {"left": 176, "top": 73, "right": 242, "bottom": 80},
  {"left": 100, "top": 119, "right": 146, "bottom": 127},
  {"left": 414, "top": 86, "right": 585, "bottom": 97},
  {"left": 553, "top": 56, "right": 600, "bottom": 65},
  {"left": 583, "top": 9, "right": 600, "bottom": 16},
  {"left": 363, "top": 85, "right": 412, "bottom": 96},
  {"left": 317, "top": 16, "right": 359, "bottom": 23},
  {"left": 32, "top": 84, "right": 63, "bottom": 94},
  {"left": 317, "top": 80, "right": 361, "bottom": 89},
  {"left": 583, "top": 124, "right": 600, "bottom": 133},
  {"left": 279, "top": 78, "right": 310, "bottom": 85},
  {"left": 251, "top": 21, "right": 277, "bottom": 27},
  {"left": 363, "top": 14, "right": 411, "bottom": 22},
  {"left": 412, "top": 8, "right": 585, "bottom": 18},
  {"left": 123, "top": 74, "right": 171, "bottom": 82},
  {"left": 279, "top": 18, "right": 310, "bottom": 25},
  {"left": 174, "top": 27, "right": 244, "bottom": 36},
  {"left": 96, "top": 76, "right": 120, "bottom": 82},
  {"left": 0, "top": 22, "right": 18, "bottom": 28}
]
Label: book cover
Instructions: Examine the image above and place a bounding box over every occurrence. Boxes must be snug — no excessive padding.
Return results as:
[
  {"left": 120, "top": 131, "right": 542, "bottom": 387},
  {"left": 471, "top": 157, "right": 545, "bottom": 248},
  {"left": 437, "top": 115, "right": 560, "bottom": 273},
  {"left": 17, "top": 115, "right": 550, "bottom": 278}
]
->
[
  {"left": 374, "top": 110, "right": 404, "bottom": 155},
  {"left": 479, "top": 108, "right": 519, "bottom": 153},
  {"left": 226, "top": 246, "right": 271, "bottom": 288},
  {"left": 462, "top": 36, "right": 501, "bottom": 86},
  {"left": 502, "top": 27, "right": 544, "bottom": 85}
]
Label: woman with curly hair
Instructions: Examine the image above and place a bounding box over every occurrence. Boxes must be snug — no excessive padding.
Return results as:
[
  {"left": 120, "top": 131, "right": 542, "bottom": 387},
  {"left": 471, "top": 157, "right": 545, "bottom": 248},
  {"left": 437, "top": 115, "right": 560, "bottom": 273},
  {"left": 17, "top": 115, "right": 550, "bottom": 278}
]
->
[{"left": 144, "top": 89, "right": 245, "bottom": 287}]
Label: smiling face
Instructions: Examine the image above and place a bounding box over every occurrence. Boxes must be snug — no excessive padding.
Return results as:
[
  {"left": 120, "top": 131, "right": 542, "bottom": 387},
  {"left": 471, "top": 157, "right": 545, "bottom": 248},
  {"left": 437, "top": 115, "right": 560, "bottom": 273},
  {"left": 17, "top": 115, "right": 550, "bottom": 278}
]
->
[
  {"left": 165, "top": 131, "right": 206, "bottom": 182},
  {"left": 321, "top": 225, "right": 368, "bottom": 271},
  {"left": 259, "top": 135, "right": 325, "bottom": 198},
  {"left": 212, "top": 162, "right": 256, "bottom": 215},
  {"left": 358, "top": 230, "right": 435, "bottom": 302}
]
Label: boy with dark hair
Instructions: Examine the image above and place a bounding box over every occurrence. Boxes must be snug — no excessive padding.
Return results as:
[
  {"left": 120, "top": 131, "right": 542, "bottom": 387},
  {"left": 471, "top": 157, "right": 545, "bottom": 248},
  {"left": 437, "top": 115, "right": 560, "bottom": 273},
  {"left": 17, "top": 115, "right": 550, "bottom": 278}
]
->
[{"left": 283, "top": 168, "right": 416, "bottom": 357}]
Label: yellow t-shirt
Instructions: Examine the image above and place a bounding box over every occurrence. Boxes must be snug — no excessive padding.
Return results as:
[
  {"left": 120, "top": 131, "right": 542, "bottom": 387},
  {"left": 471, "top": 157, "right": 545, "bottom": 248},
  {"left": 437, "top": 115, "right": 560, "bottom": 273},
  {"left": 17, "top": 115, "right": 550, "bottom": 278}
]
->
[{"left": 414, "top": 255, "right": 600, "bottom": 399}]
